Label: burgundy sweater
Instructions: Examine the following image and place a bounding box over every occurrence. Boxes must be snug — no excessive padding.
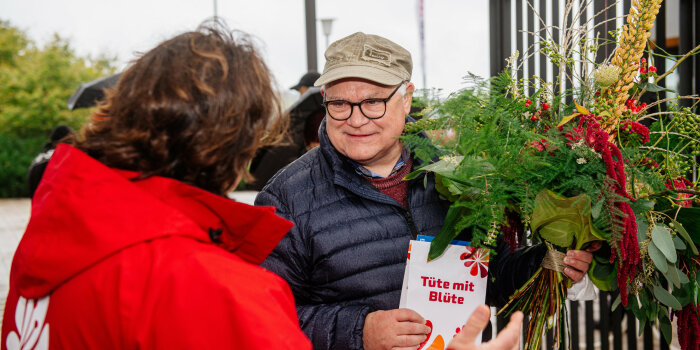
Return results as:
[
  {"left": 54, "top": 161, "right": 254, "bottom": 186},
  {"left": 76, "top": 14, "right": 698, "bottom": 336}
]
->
[{"left": 365, "top": 157, "right": 413, "bottom": 209}]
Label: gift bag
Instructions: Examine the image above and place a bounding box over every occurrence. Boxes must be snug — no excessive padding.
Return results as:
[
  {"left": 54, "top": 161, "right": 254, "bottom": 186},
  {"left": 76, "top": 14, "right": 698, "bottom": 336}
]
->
[{"left": 399, "top": 235, "right": 489, "bottom": 350}]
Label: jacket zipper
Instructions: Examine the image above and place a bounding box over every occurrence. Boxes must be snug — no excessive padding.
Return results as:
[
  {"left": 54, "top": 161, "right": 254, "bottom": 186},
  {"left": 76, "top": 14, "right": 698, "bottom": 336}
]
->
[{"left": 400, "top": 208, "right": 419, "bottom": 240}]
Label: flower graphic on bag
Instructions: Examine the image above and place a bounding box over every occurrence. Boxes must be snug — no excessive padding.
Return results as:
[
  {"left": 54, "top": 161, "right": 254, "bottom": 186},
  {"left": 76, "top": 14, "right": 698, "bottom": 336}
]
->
[
  {"left": 6, "top": 296, "right": 50, "bottom": 350},
  {"left": 460, "top": 247, "right": 489, "bottom": 278}
]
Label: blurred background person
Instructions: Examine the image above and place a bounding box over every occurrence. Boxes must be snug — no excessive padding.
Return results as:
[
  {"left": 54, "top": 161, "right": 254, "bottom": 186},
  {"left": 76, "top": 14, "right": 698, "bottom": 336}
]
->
[{"left": 1, "top": 21, "right": 311, "bottom": 349}]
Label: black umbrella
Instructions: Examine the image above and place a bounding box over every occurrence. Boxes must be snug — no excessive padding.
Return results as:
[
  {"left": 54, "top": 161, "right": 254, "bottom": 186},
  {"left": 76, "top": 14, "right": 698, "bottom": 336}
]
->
[{"left": 66, "top": 73, "right": 121, "bottom": 110}]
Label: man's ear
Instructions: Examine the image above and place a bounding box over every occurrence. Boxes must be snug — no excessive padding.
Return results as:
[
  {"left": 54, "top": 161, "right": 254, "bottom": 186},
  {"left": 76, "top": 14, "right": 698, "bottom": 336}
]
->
[
  {"left": 403, "top": 82, "right": 415, "bottom": 115},
  {"left": 320, "top": 87, "right": 325, "bottom": 97}
]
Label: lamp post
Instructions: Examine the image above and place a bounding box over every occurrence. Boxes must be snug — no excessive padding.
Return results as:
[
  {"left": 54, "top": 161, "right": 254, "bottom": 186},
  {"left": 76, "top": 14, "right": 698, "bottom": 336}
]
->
[{"left": 319, "top": 18, "right": 335, "bottom": 49}]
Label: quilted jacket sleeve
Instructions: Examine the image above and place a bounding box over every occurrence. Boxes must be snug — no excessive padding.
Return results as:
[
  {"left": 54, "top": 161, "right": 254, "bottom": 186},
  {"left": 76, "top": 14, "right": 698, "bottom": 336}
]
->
[
  {"left": 486, "top": 237, "right": 547, "bottom": 308},
  {"left": 257, "top": 189, "right": 371, "bottom": 350}
]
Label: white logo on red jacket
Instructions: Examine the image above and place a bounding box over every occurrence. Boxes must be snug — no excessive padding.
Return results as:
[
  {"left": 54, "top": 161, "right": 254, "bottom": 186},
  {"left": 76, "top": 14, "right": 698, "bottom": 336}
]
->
[{"left": 6, "top": 296, "right": 50, "bottom": 350}]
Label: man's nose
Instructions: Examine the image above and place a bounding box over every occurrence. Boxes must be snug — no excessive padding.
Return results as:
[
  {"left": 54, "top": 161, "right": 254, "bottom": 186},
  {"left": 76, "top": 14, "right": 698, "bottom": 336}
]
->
[{"left": 347, "top": 105, "right": 368, "bottom": 127}]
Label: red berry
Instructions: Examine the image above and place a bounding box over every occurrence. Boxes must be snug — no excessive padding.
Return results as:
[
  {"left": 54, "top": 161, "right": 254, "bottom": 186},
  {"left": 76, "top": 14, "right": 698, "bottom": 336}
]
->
[
  {"left": 531, "top": 115, "right": 538, "bottom": 121},
  {"left": 640, "top": 67, "right": 647, "bottom": 74},
  {"left": 525, "top": 99, "right": 532, "bottom": 107},
  {"left": 649, "top": 66, "right": 657, "bottom": 73},
  {"left": 542, "top": 103, "right": 550, "bottom": 111}
]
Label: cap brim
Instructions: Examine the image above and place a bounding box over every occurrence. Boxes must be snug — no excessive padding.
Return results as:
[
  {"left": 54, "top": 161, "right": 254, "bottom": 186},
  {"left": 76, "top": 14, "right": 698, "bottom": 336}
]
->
[{"left": 314, "top": 64, "right": 406, "bottom": 87}]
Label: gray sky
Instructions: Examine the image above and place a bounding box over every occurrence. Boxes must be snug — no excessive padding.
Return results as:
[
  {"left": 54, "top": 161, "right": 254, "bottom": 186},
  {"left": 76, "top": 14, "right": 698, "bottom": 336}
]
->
[{"left": 1, "top": 0, "right": 490, "bottom": 97}]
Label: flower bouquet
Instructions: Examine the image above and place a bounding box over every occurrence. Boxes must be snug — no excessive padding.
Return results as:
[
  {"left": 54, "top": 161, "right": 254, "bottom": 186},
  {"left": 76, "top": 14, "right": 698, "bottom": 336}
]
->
[{"left": 403, "top": 1, "right": 700, "bottom": 348}]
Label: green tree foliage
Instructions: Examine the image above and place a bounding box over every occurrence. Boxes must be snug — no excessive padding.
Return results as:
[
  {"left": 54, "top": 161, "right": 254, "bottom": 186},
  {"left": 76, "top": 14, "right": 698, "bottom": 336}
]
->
[{"left": 0, "top": 20, "right": 116, "bottom": 197}]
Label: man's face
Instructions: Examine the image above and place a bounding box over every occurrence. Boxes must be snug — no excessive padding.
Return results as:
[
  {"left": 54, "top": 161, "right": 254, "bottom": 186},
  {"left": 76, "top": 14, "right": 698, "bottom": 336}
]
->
[{"left": 323, "top": 78, "right": 414, "bottom": 174}]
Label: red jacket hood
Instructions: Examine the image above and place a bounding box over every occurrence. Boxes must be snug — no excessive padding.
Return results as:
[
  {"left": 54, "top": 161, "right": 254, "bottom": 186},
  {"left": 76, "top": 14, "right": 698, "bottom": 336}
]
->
[{"left": 12, "top": 144, "right": 293, "bottom": 299}]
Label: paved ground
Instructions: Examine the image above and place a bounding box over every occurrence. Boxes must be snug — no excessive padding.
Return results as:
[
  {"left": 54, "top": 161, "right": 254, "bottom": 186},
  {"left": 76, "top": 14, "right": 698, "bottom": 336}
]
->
[{"left": 0, "top": 198, "right": 31, "bottom": 324}]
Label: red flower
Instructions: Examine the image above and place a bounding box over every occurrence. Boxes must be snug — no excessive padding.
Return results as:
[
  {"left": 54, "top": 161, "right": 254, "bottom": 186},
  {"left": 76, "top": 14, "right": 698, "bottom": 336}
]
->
[
  {"left": 542, "top": 103, "right": 550, "bottom": 111},
  {"left": 531, "top": 138, "right": 549, "bottom": 151},
  {"left": 525, "top": 99, "right": 532, "bottom": 107},
  {"left": 639, "top": 66, "right": 647, "bottom": 74},
  {"left": 649, "top": 66, "right": 657, "bottom": 73},
  {"left": 666, "top": 177, "right": 695, "bottom": 207},
  {"left": 530, "top": 115, "right": 538, "bottom": 121},
  {"left": 620, "top": 120, "right": 650, "bottom": 143}
]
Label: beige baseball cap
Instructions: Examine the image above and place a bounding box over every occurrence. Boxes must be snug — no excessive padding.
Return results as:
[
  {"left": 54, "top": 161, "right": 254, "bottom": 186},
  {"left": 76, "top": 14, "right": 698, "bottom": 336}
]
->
[{"left": 314, "top": 32, "right": 412, "bottom": 87}]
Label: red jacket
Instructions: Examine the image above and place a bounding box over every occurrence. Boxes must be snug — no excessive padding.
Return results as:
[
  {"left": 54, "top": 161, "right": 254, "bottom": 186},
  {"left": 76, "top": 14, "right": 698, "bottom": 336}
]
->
[{"left": 1, "top": 144, "right": 311, "bottom": 350}]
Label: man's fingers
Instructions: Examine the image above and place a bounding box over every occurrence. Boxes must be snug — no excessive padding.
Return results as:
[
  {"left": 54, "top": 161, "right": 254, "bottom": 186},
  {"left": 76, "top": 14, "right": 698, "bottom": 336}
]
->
[
  {"left": 566, "top": 250, "right": 593, "bottom": 264},
  {"left": 488, "top": 311, "right": 523, "bottom": 350},
  {"left": 458, "top": 304, "right": 491, "bottom": 344},
  {"left": 394, "top": 308, "right": 426, "bottom": 324},
  {"left": 394, "top": 333, "right": 427, "bottom": 348},
  {"left": 564, "top": 267, "right": 585, "bottom": 282},
  {"left": 395, "top": 320, "right": 431, "bottom": 336},
  {"left": 586, "top": 241, "right": 603, "bottom": 252}
]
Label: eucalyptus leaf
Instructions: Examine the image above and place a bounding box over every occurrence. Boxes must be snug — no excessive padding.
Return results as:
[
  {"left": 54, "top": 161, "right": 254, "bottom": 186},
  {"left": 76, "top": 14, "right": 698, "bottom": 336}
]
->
[
  {"left": 630, "top": 199, "right": 655, "bottom": 214},
  {"left": 611, "top": 294, "right": 621, "bottom": 311},
  {"left": 647, "top": 241, "right": 668, "bottom": 274},
  {"left": 666, "top": 263, "right": 681, "bottom": 288},
  {"left": 653, "top": 285, "right": 682, "bottom": 310},
  {"left": 672, "top": 220, "right": 699, "bottom": 255},
  {"left": 678, "top": 270, "right": 689, "bottom": 284},
  {"left": 637, "top": 218, "right": 649, "bottom": 244},
  {"left": 651, "top": 225, "right": 677, "bottom": 263},
  {"left": 659, "top": 318, "right": 673, "bottom": 345},
  {"left": 673, "top": 235, "right": 687, "bottom": 250},
  {"left": 638, "top": 317, "right": 646, "bottom": 337}
]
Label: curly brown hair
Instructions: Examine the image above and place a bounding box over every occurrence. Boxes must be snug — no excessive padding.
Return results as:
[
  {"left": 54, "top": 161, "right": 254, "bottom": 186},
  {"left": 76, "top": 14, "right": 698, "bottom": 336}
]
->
[{"left": 76, "top": 21, "right": 286, "bottom": 195}]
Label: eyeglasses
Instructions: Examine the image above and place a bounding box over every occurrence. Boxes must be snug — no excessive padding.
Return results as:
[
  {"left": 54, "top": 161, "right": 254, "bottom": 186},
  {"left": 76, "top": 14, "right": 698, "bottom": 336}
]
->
[{"left": 322, "top": 82, "right": 406, "bottom": 121}]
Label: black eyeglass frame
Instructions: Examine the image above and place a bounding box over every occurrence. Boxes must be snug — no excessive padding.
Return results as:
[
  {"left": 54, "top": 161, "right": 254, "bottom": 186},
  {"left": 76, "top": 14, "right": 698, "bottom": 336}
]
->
[{"left": 321, "top": 82, "right": 406, "bottom": 121}]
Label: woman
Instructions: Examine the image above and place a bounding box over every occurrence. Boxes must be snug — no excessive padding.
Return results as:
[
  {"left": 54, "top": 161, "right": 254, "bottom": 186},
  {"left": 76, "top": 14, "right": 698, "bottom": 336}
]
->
[{"left": 1, "top": 22, "right": 309, "bottom": 349}]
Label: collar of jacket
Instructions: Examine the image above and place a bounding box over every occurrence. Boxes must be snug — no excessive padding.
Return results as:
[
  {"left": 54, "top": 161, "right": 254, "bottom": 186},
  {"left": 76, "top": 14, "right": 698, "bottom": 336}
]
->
[
  {"left": 317, "top": 116, "right": 428, "bottom": 205},
  {"left": 13, "top": 144, "right": 292, "bottom": 298}
]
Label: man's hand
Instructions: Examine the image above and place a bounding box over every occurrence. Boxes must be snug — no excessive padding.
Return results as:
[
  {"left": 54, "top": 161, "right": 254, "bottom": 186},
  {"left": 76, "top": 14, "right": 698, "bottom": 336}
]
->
[
  {"left": 362, "top": 308, "right": 431, "bottom": 350},
  {"left": 446, "top": 305, "right": 523, "bottom": 350},
  {"left": 563, "top": 242, "right": 602, "bottom": 282}
]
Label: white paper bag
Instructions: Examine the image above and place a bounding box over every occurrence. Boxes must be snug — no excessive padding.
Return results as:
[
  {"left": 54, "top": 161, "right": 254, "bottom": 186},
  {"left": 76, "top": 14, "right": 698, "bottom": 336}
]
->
[{"left": 399, "top": 236, "right": 489, "bottom": 349}]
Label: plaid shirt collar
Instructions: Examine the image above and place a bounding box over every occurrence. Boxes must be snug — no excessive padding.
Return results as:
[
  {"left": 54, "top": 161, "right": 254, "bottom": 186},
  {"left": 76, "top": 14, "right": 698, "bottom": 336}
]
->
[{"left": 350, "top": 146, "right": 411, "bottom": 179}]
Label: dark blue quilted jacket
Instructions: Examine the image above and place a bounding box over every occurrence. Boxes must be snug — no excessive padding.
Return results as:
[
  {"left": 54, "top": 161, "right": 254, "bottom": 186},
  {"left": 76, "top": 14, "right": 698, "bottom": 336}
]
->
[{"left": 257, "top": 118, "right": 545, "bottom": 350}]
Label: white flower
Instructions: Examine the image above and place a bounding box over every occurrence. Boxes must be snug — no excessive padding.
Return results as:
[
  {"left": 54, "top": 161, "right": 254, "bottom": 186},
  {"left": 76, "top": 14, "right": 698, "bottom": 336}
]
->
[
  {"left": 6, "top": 296, "right": 50, "bottom": 350},
  {"left": 594, "top": 64, "right": 621, "bottom": 88},
  {"left": 576, "top": 157, "right": 588, "bottom": 165}
]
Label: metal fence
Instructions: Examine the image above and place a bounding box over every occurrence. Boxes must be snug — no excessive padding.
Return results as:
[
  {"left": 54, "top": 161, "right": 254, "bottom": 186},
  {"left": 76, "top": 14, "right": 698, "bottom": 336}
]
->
[{"left": 483, "top": 292, "right": 674, "bottom": 349}]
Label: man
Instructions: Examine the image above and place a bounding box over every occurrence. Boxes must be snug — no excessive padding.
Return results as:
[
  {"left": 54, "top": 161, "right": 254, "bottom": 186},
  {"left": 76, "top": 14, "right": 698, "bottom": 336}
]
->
[
  {"left": 292, "top": 71, "right": 322, "bottom": 96},
  {"left": 257, "top": 32, "right": 595, "bottom": 350}
]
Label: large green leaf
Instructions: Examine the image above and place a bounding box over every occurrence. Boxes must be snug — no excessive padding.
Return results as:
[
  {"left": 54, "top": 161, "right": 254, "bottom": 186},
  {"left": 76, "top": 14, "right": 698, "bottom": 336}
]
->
[
  {"left": 653, "top": 285, "right": 682, "bottom": 310},
  {"left": 672, "top": 220, "right": 699, "bottom": 255},
  {"left": 647, "top": 241, "right": 668, "bottom": 274},
  {"left": 530, "top": 190, "right": 604, "bottom": 250},
  {"left": 630, "top": 199, "right": 655, "bottom": 215},
  {"left": 639, "top": 82, "right": 675, "bottom": 93},
  {"left": 589, "top": 259, "right": 617, "bottom": 291},
  {"left": 666, "top": 208, "right": 700, "bottom": 244},
  {"left": 651, "top": 225, "right": 677, "bottom": 263},
  {"left": 428, "top": 205, "right": 469, "bottom": 261}
]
